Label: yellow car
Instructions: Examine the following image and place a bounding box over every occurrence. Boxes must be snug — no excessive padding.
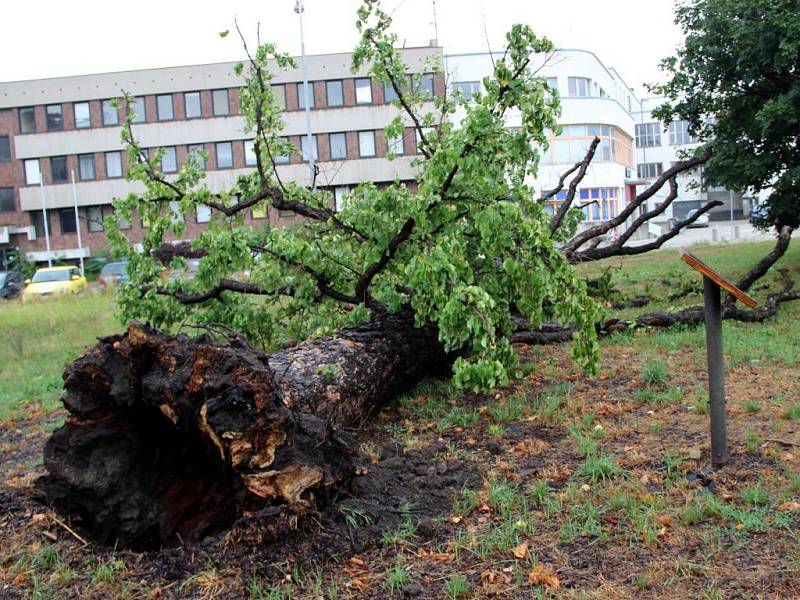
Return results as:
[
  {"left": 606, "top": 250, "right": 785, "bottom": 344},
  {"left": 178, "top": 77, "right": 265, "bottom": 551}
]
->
[{"left": 23, "top": 266, "right": 88, "bottom": 301}]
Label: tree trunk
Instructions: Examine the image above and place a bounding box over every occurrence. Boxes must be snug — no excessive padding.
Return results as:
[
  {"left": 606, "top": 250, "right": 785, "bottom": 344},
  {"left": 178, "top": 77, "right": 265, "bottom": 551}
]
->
[{"left": 39, "top": 312, "right": 448, "bottom": 549}]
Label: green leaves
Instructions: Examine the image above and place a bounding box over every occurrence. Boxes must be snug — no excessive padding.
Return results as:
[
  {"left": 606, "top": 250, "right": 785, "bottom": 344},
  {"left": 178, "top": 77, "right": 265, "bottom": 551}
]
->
[
  {"left": 108, "top": 2, "right": 602, "bottom": 391},
  {"left": 652, "top": 0, "right": 800, "bottom": 230}
]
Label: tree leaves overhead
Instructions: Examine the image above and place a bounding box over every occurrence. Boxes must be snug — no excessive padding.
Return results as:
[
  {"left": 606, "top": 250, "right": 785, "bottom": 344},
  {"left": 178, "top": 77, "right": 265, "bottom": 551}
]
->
[
  {"left": 106, "top": 0, "right": 601, "bottom": 391},
  {"left": 651, "top": 0, "right": 800, "bottom": 230}
]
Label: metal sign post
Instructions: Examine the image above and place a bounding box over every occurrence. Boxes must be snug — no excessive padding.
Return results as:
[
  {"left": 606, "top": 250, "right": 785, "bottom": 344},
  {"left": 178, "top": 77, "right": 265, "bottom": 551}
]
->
[{"left": 681, "top": 250, "right": 757, "bottom": 469}]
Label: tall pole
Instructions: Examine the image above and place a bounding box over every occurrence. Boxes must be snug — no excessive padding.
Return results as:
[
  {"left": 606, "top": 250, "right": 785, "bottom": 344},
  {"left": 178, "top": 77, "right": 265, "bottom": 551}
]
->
[
  {"left": 702, "top": 275, "right": 729, "bottom": 468},
  {"left": 71, "top": 170, "right": 84, "bottom": 275},
  {"left": 729, "top": 189, "right": 734, "bottom": 240},
  {"left": 295, "top": 0, "right": 316, "bottom": 190},
  {"left": 38, "top": 177, "right": 52, "bottom": 267}
]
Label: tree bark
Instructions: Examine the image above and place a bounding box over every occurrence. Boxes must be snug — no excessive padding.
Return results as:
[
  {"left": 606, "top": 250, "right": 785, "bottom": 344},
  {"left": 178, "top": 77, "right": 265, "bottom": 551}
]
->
[{"left": 39, "top": 313, "right": 448, "bottom": 549}]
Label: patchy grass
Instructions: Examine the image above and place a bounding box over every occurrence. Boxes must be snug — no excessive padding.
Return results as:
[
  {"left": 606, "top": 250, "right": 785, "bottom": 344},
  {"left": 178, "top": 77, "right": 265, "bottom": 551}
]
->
[
  {"left": 1, "top": 240, "right": 799, "bottom": 599},
  {"left": 0, "top": 293, "right": 118, "bottom": 420}
]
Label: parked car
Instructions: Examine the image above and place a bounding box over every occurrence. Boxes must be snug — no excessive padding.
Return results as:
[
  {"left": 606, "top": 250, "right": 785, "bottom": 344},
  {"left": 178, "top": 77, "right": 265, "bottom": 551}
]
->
[
  {"left": 750, "top": 203, "right": 769, "bottom": 225},
  {"left": 97, "top": 261, "right": 129, "bottom": 290},
  {"left": 685, "top": 208, "right": 710, "bottom": 228},
  {"left": 167, "top": 258, "right": 201, "bottom": 281},
  {"left": 22, "top": 266, "right": 88, "bottom": 301},
  {"left": 0, "top": 271, "right": 25, "bottom": 299}
]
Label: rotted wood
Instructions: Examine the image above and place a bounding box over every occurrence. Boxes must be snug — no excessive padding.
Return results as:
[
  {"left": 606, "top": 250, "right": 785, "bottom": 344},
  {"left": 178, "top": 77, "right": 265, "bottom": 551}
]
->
[{"left": 39, "top": 312, "right": 448, "bottom": 549}]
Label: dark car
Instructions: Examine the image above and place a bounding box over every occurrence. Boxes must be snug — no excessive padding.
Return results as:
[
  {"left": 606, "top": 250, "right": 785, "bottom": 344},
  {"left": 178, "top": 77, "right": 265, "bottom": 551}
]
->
[
  {"left": 0, "top": 271, "right": 25, "bottom": 299},
  {"left": 97, "top": 261, "right": 129, "bottom": 290}
]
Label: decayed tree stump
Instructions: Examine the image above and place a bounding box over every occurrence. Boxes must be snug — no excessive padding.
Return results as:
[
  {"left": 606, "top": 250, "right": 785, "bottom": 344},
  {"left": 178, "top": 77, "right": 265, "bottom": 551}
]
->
[{"left": 39, "top": 312, "right": 448, "bottom": 549}]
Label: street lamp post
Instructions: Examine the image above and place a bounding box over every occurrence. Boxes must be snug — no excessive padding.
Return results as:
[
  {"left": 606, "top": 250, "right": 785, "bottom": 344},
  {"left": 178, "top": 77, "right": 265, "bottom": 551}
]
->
[{"left": 294, "top": 0, "right": 316, "bottom": 190}]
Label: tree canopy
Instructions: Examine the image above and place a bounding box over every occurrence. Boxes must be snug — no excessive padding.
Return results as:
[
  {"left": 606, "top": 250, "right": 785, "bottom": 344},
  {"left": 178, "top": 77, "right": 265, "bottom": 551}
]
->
[
  {"left": 652, "top": 0, "right": 800, "bottom": 230},
  {"left": 106, "top": 0, "right": 601, "bottom": 391}
]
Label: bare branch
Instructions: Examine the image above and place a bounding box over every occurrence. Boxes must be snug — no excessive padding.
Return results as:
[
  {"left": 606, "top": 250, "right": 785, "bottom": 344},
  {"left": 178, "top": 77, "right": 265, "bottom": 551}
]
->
[
  {"left": 563, "top": 146, "right": 712, "bottom": 253},
  {"left": 548, "top": 137, "right": 600, "bottom": 233},
  {"left": 725, "top": 225, "right": 794, "bottom": 303},
  {"left": 152, "top": 279, "right": 287, "bottom": 305},
  {"left": 569, "top": 199, "right": 722, "bottom": 263}
]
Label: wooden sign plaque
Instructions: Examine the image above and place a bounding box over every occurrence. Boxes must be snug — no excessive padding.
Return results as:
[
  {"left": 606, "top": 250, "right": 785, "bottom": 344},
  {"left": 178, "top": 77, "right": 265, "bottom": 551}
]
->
[{"left": 680, "top": 250, "right": 757, "bottom": 308}]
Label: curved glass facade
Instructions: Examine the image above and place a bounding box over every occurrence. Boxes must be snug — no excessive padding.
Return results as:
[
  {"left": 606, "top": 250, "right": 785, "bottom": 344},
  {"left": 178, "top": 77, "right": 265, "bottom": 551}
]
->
[{"left": 541, "top": 124, "right": 633, "bottom": 168}]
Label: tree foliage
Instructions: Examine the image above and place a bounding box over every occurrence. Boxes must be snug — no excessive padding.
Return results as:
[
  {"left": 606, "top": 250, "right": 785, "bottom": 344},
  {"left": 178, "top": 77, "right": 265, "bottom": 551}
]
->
[
  {"left": 106, "top": 0, "right": 601, "bottom": 390},
  {"left": 652, "top": 0, "right": 800, "bottom": 229}
]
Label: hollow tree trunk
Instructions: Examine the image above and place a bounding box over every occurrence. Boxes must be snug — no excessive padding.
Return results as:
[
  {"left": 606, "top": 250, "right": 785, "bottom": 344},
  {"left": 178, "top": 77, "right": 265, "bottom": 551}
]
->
[{"left": 39, "top": 312, "right": 448, "bottom": 549}]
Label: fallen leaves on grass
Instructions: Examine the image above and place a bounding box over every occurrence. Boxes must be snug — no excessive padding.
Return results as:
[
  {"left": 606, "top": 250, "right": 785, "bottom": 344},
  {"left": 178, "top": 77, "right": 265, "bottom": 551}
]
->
[
  {"left": 778, "top": 501, "right": 800, "bottom": 511},
  {"left": 512, "top": 540, "right": 529, "bottom": 559},
  {"left": 528, "top": 564, "right": 560, "bottom": 589}
]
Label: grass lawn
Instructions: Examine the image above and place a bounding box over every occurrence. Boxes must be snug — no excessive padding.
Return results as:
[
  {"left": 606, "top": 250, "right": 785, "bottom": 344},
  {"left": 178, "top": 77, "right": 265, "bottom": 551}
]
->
[
  {"left": 0, "top": 293, "right": 118, "bottom": 421},
  {"left": 0, "top": 240, "right": 798, "bottom": 599}
]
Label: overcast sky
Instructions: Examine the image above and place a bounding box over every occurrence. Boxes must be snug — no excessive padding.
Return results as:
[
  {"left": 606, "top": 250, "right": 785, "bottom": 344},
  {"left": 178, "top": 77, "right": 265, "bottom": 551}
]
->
[{"left": 1, "top": 0, "right": 683, "bottom": 97}]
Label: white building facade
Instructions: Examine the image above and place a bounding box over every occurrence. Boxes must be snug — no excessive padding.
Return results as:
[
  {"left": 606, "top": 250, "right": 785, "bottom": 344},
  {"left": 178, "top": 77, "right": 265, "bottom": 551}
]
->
[
  {"left": 446, "top": 49, "right": 639, "bottom": 232},
  {"left": 633, "top": 96, "right": 747, "bottom": 228}
]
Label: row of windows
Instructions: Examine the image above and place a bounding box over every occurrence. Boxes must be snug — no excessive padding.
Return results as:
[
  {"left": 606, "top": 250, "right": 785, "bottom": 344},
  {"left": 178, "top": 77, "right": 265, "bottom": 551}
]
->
[
  {"left": 637, "top": 162, "right": 663, "bottom": 179},
  {"left": 635, "top": 120, "right": 696, "bottom": 148},
  {"left": 14, "top": 74, "right": 437, "bottom": 136},
  {"left": 20, "top": 129, "right": 413, "bottom": 186},
  {"left": 18, "top": 91, "right": 233, "bottom": 133},
  {"left": 450, "top": 76, "right": 604, "bottom": 104},
  {"left": 541, "top": 124, "right": 633, "bottom": 167},
  {"left": 545, "top": 187, "right": 619, "bottom": 222}
]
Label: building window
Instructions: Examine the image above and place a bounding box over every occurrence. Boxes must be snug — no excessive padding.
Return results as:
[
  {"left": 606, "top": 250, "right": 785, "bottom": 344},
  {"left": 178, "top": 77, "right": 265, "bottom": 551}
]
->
[
  {"left": 168, "top": 201, "right": 184, "bottom": 224},
  {"left": 185, "top": 92, "right": 202, "bottom": 119},
  {"left": 355, "top": 78, "right": 372, "bottom": 104},
  {"left": 74, "top": 102, "right": 91, "bottom": 128},
  {"left": 24, "top": 159, "right": 41, "bottom": 185},
  {"left": 215, "top": 142, "right": 233, "bottom": 168},
  {"left": 577, "top": 188, "right": 618, "bottom": 222},
  {"left": 59, "top": 208, "right": 77, "bottom": 234},
  {"left": 212, "top": 89, "right": 229, "bottom": 116},
  {"left": 187, "top": 144, "right": 206, "bottom": 170},
  {"left": 358, "top": 131, "right": 376, "bottom": 157},
  {"left": 128, "top": 97, "right": 146, "bottom": 123},
  {"left": 546, "top": 77, "right": 558, "bottom": 92},
  {"left": 86, "top": 205, "right": 105, "bottom": 232},
  {"left": 160, "top": 147, "right": 177, "bottom": 173},
  {"left": 0, "top": 136, "right": 10, "bottom": 162},
  {"left": 668, "top": 120, "right": 695, "bottom": 146},
  {"left": 542, "top": 123, "right": 632, "bottom": 167},
  {"left": 102, "top": 100, "right": 119, "bottom": 125},
  {"left": 250, "top": 201, "right": 268, "bottom": 219},
  {"left": 244, "top": 140, "right": 257, "bottom": 166},
  {"left": 326, "top": 80, "right": 344, "bottom": 107},
  {"left": 275, "top": 137, "right": 291, "bottom": 164},
  {"left": 46, "top": 105, "right": 64, "bottom": 131},
  {"left": 329, "top": 133, "right": 347, "bottom": 160},
  {"left": 32, "top": 211, "right": 51, "bottom": 237},
  {"left": 78, "top": 154, "right": 95, "bottom": 180},
  {"left": 297, "top": 83, "right": 315, "bottom": 109},
  {"left": 635, "top": 122, "right": 661, "bottom": 147},
  {"left": 412, "top": 73, "right": 434, "bottom": 99},
  {"left": 334, "top": 186, "right": 349, "bottom": 211},
  {"left": 106, "top": 151, "right": 123, "bottom": 178},
  {"left": 271, "top": 85, "right": 286, "bottom": 110},
  {"left": 196, "top": 204, "right": 212, "bottom": 223},
  {"left": 0, "top": 187, "right": 15, "bottom": 212},
  {"left": 300, "top": 135, "right": 318, "bottom": 161},
  {"left": 452, "top": 81, "right": 480, "bottom": 103},
  {"left": 19, "top": 107, "right": 36, "bottom": 133},
  {"left": 157, "top": 94, "right": 174, "bottom": 120},
  {"left": 637, "top": 162, "right": 663, "bottom": 179},
  {"left": 388, "top": 134, "right": 404, "bottom": 155},
  {"left": 50, "top": 156, "right": 68, "bottom": 183},
  {"left": 568, "top": 77, "right": 591, "bottom": 97},
  {"left": 384, "top": 81, "right": 400, "bottom": 103}
]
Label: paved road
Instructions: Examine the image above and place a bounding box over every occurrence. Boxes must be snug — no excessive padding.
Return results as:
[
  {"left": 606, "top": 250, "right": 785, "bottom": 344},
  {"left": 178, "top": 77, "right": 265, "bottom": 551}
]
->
[{"left": 659, "top": 219, "right": 775, "bottom": 248}]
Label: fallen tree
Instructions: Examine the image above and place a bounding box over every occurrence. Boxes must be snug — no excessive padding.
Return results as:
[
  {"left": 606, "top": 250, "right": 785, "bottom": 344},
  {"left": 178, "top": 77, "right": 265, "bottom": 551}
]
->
[
  {"left": 39, "top": 1, "right": 797, "bottom": 549},
  {"left": 40, "top": 314, "right": 448, "bottom": 549}
]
